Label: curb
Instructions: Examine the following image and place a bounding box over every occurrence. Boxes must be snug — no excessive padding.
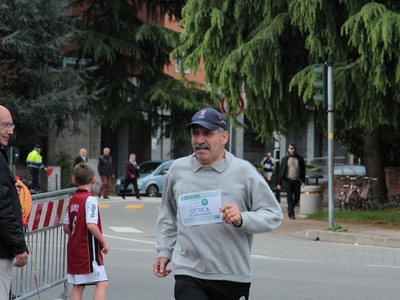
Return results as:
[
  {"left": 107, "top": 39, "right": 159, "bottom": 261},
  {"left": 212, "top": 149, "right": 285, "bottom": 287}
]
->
[{"left": 304, "top": 230, "right": 400, "bottom": 248}]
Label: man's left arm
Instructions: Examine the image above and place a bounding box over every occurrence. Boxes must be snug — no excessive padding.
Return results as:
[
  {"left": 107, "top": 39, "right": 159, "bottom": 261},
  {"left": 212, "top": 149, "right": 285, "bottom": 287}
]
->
[
  {"left": 239, "top": 181, "right": 283, "bottom": 234},
  {"left": 300, "top": 156, "right": 306, "bottom": 185}
]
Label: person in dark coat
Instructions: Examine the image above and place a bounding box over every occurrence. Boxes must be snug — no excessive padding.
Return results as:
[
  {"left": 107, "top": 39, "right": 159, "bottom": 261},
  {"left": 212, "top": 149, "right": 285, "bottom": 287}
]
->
[
  {"left": 277, "top": 143, "right": 306, "bottom": 219},
  {"left": 122, "top": 154, "right": 141, "bottom": 200},
  {"left": 97, "top": 147, "right": 114, "bottom": 199},
  {"left": 0, "top": 105, "right": 28, "bottom": 299}
]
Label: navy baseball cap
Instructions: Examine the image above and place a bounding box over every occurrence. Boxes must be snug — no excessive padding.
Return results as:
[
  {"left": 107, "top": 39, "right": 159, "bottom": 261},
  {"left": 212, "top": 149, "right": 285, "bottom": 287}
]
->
[{"left": 185, "top": 108, "right": 228, "bottom": 131}]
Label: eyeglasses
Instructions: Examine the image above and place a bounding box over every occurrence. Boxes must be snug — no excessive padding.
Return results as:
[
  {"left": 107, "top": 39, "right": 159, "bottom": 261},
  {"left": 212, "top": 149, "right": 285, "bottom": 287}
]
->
[{"left": 0, "top": 122, "right": 15, "bottom": 130}]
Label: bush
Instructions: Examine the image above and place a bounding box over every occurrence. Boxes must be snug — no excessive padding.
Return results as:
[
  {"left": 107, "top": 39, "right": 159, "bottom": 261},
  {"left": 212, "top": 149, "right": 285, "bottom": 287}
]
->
[{"left": 50, "top": 151, "right": 73, "bottom": 188}]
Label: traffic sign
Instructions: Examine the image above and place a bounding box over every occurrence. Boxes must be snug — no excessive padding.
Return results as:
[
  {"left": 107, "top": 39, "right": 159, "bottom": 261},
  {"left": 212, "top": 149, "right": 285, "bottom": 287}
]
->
[{"left": 220, "top": 95, "right": 245, "bottom": 117}]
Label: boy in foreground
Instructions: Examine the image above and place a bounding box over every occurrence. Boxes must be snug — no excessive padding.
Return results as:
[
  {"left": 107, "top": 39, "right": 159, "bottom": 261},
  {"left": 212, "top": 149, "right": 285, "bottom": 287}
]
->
[{"left": 64, "top": 162, "right": 110, "bottom": 300}]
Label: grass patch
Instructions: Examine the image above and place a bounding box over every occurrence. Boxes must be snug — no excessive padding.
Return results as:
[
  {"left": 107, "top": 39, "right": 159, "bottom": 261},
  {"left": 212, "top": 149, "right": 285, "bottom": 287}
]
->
[
  {"left": 325, "top": 224, "right": 348, "bottom": 232},
  {"left": 306, "top": 209, "right": 400, "bottom": 227}
]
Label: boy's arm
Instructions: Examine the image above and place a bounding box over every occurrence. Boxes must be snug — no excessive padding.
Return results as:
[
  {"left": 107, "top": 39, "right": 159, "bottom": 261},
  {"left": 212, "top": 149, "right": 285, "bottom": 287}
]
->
[
  {"left": 63, "top": 224, "right": 71, "bottom": 235},
  {"left": 87, "top": 223, "right": 110, "bottom": 254},
  {"left": 63, "top": 211, "right": 71, "bottom": 235}
]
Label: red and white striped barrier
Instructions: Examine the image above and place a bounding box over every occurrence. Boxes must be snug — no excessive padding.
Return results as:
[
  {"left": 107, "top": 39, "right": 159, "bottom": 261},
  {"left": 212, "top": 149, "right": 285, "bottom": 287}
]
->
[{"left": 27, "top": 191, "right": 70, "bottom": 232}]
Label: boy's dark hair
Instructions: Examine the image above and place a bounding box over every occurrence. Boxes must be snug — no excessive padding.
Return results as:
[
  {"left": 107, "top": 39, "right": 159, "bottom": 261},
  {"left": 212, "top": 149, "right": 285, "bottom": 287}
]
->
[{"left": 74, "top": 162, "right": 95, "bottom": 186}]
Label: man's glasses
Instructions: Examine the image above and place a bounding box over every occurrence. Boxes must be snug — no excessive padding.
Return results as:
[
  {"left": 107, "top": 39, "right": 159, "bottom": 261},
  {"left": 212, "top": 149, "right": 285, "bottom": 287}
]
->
[{"left": 0, "top": 122, "right": 15, "bottom": 130}]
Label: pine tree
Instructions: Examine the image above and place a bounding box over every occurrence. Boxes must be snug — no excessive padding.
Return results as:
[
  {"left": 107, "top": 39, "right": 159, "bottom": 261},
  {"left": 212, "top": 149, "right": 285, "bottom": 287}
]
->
[
  {"left": 290, "top": 0, "right": 400, "bottom": 200},
  {"left": 0, "top": 48, "right": 13, "bottom": 98},
  {"left": 0, "top": 0, "right": 101, "bottom": 145},
  {"left": 174, "top": 0, "right": 400, "bottom": 201},
  {"left": 68, "top": 0, "right": 212, "bottom": 148}
]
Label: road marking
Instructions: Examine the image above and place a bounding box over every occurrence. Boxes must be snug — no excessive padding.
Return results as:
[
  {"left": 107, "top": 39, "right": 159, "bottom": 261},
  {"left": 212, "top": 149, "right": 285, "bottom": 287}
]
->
[
  {"left": 103, "top": 234, "right": 154, "bottom": 244},
  {"left": 124, "top": 204, "right": 144, "bottom": 210},
  {"left": 99, "top": 204, "right": 111, "bottom": 208},
  {"left": 109, "top": 226, "right": 143, "bottom": 233}
]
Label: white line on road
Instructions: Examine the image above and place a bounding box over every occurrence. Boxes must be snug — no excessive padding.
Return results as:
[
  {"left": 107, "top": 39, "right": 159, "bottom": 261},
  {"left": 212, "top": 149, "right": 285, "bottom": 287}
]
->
[
  {"left": 109, "top": 226, "right": 143, "bottom": 233},
  {"left": 103, "top": 234, "right": 155, "bottom": 245}
]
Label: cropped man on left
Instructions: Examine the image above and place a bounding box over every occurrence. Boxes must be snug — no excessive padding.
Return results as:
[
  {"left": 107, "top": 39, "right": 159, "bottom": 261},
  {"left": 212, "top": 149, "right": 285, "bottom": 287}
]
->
[{"left": 0, "top": 105, "right": 28, "bottom": 300}]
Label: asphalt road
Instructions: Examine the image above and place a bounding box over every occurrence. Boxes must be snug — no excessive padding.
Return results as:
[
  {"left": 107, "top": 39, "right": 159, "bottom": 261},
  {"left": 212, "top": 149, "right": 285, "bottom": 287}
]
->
[{"left": 43, "top": 196, "right": 400, "bottom": 299}]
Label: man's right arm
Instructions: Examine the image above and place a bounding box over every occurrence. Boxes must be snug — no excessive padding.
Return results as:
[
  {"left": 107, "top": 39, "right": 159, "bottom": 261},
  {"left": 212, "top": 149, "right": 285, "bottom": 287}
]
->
[
  {"left": 277, "top": 156, "right": 286, "bottom": 186},
  {"left": 97, "top": 158, "right": 102, "bottom": 175},
  {"left": 155, "top": 174, "right": 177, "bottom": 259},
  {"left": 0, "top": 183, "right": 27, "bottom": 257}
]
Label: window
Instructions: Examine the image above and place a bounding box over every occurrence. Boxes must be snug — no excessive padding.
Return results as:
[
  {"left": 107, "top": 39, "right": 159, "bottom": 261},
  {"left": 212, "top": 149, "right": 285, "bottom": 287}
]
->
[
  {"left": 175, "top": 58, "right": 190, "bottom": 74},
  {"left": 62, "top": 57, "right": 91, "bottom": 70}
]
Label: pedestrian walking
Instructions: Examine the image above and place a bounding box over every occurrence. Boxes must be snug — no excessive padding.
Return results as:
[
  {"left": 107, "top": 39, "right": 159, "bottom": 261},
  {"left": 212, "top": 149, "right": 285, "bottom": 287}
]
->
[
  {"left": 260, "top": 151, "right": 275, "bottom": 183},
  {"left": 121, "top": 154, "right": 141, "bottom": 200},
  {"left": 277, "top": 143, "right": 306, "bottom": 219},
  {"left": 97, "top": 147, "right": 114, "bottom": 199}
]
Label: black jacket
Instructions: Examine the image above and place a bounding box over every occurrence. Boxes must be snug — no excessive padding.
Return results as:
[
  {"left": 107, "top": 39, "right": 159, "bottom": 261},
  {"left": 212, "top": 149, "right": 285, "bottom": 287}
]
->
[
  {"left": 278, "top": 153, "right": 306, "bottom": 185},
  {"left": 98, "top": 155, "right": 113, "bottom": 176},
  {"left": 125, "top": 161, "right": 140, "bottom": 180},
  {"left": 0, "top": 148, "right": 27, "bottom": 258},
  {"left": 73, "top": 156, "right": 87, "bottom": 168}
]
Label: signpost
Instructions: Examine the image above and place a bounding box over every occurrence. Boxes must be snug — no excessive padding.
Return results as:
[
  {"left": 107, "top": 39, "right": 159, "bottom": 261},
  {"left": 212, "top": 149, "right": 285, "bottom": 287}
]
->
[{"left": 220, "top": 94, "right": 246, "bottom": 153}]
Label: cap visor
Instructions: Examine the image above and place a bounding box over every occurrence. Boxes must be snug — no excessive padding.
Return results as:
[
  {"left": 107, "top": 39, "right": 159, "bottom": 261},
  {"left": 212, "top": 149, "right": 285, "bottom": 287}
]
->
[{"left": 185, "top": 121, "right": 219, "bottom": 130}]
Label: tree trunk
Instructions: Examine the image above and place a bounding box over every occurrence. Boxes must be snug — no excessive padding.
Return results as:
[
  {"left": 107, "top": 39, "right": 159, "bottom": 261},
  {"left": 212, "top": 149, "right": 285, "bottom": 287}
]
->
[{"left": 363, "top": 128, "right": 388, "bottom": 202}]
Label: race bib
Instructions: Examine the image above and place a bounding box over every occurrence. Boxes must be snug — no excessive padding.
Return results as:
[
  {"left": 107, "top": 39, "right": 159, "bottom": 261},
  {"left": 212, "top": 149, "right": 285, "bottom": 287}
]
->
[{"left": 179, "top": 190, "right": 223, "bottom": 227}]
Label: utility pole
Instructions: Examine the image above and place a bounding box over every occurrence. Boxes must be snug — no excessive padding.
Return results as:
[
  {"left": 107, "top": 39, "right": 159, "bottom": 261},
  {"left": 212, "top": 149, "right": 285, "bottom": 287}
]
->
[
  {"left": 273, "top": 131, "right": 280, "bottom": 203},
  {"left": 313, "top": 53, "right": 335, "bottom": 227},
  {"left": 326, "top": 53, "right": 335, "bottom": 227}
]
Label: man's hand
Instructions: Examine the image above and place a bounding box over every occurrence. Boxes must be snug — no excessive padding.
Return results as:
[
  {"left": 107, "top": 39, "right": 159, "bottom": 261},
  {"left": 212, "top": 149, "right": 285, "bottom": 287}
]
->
[
  {"left": 220, "top": 204, "right": 242, "bottom": 227},
  {"left": 15, "top": 180, "right": 23, "bottom": 196},
  {"left": 153, "top": 257, "right": 172, "bottom": 278},
  {"left": 14, "top": 252, "right": 28, "bottom": 268}
]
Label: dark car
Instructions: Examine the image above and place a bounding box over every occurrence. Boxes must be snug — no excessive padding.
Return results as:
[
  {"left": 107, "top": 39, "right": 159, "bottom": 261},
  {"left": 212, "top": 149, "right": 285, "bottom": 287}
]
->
[
  {"left": 114, "top": 160, "right": 168, "bottom": 196},
  {"left": 306, "top": 165, "right": 366, "bottom": 184}
]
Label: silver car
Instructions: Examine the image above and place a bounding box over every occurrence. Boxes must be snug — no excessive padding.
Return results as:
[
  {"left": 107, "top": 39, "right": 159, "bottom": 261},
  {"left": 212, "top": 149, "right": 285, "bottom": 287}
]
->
[
  {"left": 306, "top": 165, "right": 366, "bottom": 184},
  {"left": 138, "top": 160, "right": 175, "bottom": 197}
]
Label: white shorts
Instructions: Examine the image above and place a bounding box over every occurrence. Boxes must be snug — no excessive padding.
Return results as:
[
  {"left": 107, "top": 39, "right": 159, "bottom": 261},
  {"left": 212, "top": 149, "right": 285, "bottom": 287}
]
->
[
  {"left": 264, "top": 172, "right": 273, "bottom": 181},
  {"left": 68, "top": 261, "right": 108, "bottom": 285}
]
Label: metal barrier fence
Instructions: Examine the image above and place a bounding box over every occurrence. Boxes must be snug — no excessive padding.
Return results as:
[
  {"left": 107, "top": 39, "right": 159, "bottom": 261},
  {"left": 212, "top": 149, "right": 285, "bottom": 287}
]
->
[{"left": 11, "top": 188, "right": 76, "bottom": 300}]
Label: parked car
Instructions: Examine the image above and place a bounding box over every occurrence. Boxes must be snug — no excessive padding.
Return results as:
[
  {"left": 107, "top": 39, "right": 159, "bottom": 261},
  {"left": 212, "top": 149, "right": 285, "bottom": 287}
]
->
[
  {"left": 306, "top": 165, "right": 366, "bottom": 184},
  {"left": 114, "top": 160, "right": 168, "bottom": 196},
  {"left": 137, "top": 160, "right": 175, "bottom": 197}
]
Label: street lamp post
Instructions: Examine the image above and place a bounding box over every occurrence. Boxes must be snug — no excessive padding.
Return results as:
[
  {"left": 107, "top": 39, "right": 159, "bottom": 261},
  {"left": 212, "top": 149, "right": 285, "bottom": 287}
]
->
[{"left": 274, "top": 131, "right": 280, "bottom": 203}]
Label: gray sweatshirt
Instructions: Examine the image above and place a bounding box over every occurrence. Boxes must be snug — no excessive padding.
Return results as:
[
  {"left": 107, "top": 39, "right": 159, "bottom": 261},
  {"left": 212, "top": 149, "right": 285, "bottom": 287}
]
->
[{"left": 155, "top": 150, "right": 283, "bottom": 283}]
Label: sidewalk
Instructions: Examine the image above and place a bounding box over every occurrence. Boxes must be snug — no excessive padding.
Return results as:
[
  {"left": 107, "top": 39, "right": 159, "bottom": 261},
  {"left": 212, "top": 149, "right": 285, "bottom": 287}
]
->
[{"left": 276, "top": 201, "right": 400, "bottom": 248}]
